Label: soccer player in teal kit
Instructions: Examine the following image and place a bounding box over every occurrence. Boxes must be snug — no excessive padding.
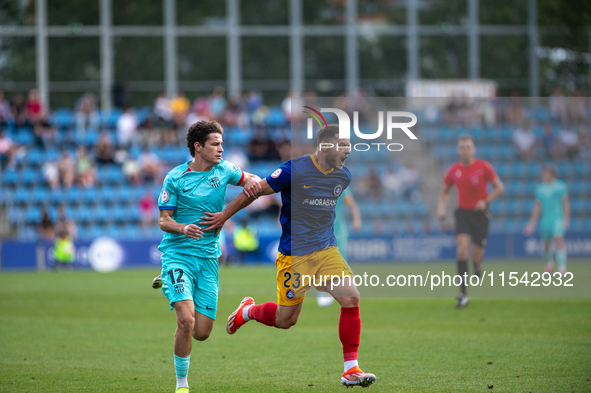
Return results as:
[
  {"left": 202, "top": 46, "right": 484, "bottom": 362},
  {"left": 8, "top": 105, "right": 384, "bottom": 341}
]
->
[
  {"left": 157, "top": 120, "right": 261, "bottom": 393},
  {"left": 524, "top": 165, "right": 570, "bottom": 275},
  {"left": 201, "top": 125, "right": 377, "bottom": 388}
]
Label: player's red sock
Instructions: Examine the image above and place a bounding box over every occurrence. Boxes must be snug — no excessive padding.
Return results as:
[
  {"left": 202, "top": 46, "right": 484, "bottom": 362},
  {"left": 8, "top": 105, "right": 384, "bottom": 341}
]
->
[
  {"left": 247, "top": 302, "right": 278, "bottom": 327},
  {"left": 339, "top": 306, "right": 360, "bottom": 362}
]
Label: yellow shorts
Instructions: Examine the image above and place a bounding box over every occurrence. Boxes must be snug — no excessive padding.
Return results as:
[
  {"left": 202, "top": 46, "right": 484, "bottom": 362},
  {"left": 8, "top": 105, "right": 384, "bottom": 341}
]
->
[{"left": 275, "top": 246, "right": 354, "bottom": 306}]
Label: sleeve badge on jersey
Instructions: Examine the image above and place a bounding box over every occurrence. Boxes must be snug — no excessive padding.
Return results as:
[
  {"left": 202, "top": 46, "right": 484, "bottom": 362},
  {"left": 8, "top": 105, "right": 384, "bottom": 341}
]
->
[
  {"left": 271, "top": 168, "right": 282, "bottom": 178},
  {"left": 161, "top": 189, "right": 169, "bottom": 203},
  {"left": 334, "top": 184, "right": 343, "bottom": 196}
]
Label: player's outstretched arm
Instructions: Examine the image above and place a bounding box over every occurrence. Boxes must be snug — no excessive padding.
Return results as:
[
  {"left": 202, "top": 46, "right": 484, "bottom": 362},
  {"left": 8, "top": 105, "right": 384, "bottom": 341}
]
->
[
  {"left": 159, "top": 209, "right": 203, "bottom": 240},
  {"left": 524, "top": 201, "right": 541, "bottom": 235},
  {"left": 200, "top": 178, "right": 276, "bottom": 236},
  {"left": 239, "top": 171, "right": 262, "bottom": 199}
]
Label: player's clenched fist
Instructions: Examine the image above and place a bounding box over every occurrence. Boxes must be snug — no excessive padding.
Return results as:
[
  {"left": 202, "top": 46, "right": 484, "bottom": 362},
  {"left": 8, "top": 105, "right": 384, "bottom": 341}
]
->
[{"left": 183, "top": 224, "right": 203, "bottom": 240}]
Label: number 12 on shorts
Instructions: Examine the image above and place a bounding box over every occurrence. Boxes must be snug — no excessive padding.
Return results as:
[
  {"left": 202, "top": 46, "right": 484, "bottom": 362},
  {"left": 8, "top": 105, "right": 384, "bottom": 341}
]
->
[{"left": 167, "top": 268, "right": 185, "bottom": 284}]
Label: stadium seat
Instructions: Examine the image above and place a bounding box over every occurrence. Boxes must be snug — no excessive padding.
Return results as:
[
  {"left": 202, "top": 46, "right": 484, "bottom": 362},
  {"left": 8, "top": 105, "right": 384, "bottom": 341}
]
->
[
  {"left": 1, "top": 169, "right": 18, "bottom": 186},
  {"left": 25, "top": 206, "right": 41, "bottom": 224},
  {"left": 21, "top": 168, "right": 41, "bottom": 185}
]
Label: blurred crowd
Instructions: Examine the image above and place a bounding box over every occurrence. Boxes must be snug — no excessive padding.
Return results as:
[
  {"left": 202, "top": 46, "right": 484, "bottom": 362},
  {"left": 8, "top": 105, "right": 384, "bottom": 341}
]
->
[
  {"left": 511, "top": 88, "right": 591, "bottom": 162},
  {"left": 427, "top": 88, "right": 590, "bottom": 162}
]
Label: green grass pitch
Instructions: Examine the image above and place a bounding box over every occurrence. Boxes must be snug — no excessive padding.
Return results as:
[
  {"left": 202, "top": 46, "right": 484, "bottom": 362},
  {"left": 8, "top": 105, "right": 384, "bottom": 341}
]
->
[{"left": 1, "top": 260, "right": 590, "bottom": 392}]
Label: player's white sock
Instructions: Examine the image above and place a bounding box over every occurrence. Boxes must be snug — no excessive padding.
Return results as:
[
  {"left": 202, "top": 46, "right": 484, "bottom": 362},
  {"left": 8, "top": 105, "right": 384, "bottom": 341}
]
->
[
  {"left": 243, "top": 304, "right": 252, "bottom": 321},
  {"left": 176, "top": 377, "right": 188, "bottom": 389},
  {"left": 344, "top": 359, "right": 358, "bottom": 372}
]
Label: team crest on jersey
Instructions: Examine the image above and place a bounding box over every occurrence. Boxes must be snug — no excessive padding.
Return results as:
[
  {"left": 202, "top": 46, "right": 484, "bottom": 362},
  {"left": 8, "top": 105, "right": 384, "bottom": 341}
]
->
[
  {"left": 161, "top": 189, "right": 169, "bottom": 203},
  {"left": 271, "top": 168, "right": 282, "bottom": 178},
  {"left": 209, "top": 176, "right": 221, "bottom": 188},
  {"left": 286, "top": 289, "right": 295, "bottom": 299},
  {"left": 334, "top": 185, "right": 343, "bottom": 196},
  {"left": 455, "top": 169, "right": 462, "bottom": 178}
]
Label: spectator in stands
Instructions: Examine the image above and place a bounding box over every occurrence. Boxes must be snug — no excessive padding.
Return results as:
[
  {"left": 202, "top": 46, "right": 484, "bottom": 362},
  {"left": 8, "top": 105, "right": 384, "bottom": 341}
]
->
[
  {"left": 139, "top": 146, "right": 161, "bottom": 183},
  {"left": 246, "top": 127, "right": 279, "bottom": 162},
  {"left": 209, "top": 86, "right": 226, "bottom": 120},
  {"left": 512, "top": 121, "right": 537, "bottom": 160},
  {"left": 0, "top": 130, "right": 17, "bottom": 169},
  {"left": 186, "top": 97, "right": 211, "bottom": 128},
  {"left": 32, "top": 122, "right": 46, "bottom": 149},
  {"left": 247, "top": 194, "right": 281, "bottom": 219},
  {"left": 577, "top": 122, "right": 591, "bottom": 160},
  {"left": 75, "top": 93, "right": 98, "bottom": 136},
  {"left": 170, "top": 90, "right": 190, "bottom": 127},
  {"left": 505, "top": 90, "right": 527, "bottom": 126},
  {"left": 58, "top": 150, "right": 75, "bottom": 189},
  {"left": 0, "top": 91, "right": 12, "bottom": 126},
  {"left": 43, "top": 160, "right": 60, "bottom": 190},
  {"left": 569, "top": 89, "right": 588, "bottom": 124},
  {"left": 225, "top": 146, "right": 249, "bottom": 172},
  {"left": 164, "top": 126, "right": 181, "bottom": 146},
  {"left": 220, "top": 99, "right": 241, "bottom": 127},
  {"left": 276, "top": 139, "right": 291, "bottom": 163},
  {"left": 116, "top": 107, "right": 138, "bottom": 148},
  {"left": 122, "top": 155, "right": 141, "bottom": 185},
  {"left": 25, "top": 88, "right": 46, "bottom": 125},
  {"left": 541, "top": 122, "right": 563, "bottom": 161},
  {"left": 246, "top": 91, "right": 262, "bottom": 113},
  {"left": 55, "top": 204, "right": 77, "bottom": 239},
  {"left": 558, "top": 123, "right": 580, "bottom": 160},
  {"left": 94, "top": 132, "right": 115, "bottom": 165},
  {"left": 398, "top": 162, "right": 422, "bottom": 201},
  {"left": 39, "top": 207, "right": 55, "bottom": 241},
  {"left": 138, "top": 189, "right": 157, "bottom": 231},
  {"left": 10, "top": 93, "right": 27, "bottom": 127},
  {"left": 76, "top": 146, "right": 96, "bottom": 188},
  {"left": 382, "top": 166, "right": 403, "bottom": 197},
  {"left": 154, "top": 92, "right": 172, "bottom": 122},
  {"left": 360, "top": 164, "right": 382, "bottom": 201},
  {"left": 549, "top": 87, "right": 568, "bottom": 124}
]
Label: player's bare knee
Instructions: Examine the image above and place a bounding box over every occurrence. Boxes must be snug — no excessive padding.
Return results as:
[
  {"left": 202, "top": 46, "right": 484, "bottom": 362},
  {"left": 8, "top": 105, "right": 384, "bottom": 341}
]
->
[
  {"left": 193, "top": 330, "right": 210, "bottom": 341},
  {"left": 338, "top": 296, "right": 359, "bottom": 308},
  {"left": 177, "top": 313, "right": 195, "bottom": 333}
]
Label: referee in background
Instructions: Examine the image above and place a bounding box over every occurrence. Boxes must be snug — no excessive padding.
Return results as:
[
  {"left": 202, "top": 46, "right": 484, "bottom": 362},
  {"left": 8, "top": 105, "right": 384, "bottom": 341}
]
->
[{"left": 437, "top": 135, "right": 504, "bottom": 308}]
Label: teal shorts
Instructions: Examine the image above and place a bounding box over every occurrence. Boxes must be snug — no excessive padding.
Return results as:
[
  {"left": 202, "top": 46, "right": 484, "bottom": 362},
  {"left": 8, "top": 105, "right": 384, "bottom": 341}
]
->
[
  {"left": 160, "top": 252, "right": 219, "bottom": 320},
  {"left": 540, "top": 219, "right": 565, "bottom": 240}
]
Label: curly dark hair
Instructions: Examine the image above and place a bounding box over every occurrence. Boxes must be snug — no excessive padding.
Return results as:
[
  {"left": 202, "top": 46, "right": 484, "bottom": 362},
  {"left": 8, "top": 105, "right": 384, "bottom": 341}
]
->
[{"left": 186, "top": 120, "right": 224, "bottom": 157}]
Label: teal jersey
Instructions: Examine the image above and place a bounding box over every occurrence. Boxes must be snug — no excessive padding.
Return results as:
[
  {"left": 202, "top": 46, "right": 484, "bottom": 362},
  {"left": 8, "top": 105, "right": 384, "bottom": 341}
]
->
[
  {"left": 158, "top": 159, "right": 244, "bottom": 258},
  {"left": 333, "top": 187, "right": 351, "bottom": 238},
  {"left": 535, "top": 180, "right": 568, "bottom": 225}
]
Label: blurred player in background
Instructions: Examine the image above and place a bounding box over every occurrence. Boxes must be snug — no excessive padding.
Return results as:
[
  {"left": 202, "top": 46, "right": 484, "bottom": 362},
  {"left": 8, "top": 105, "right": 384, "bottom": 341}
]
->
[
  {"left": 156, "top": 120, "right": 260, "bottom": 393},
  {"left": 437, "top": 135, "right": 504, "bottom": 308},
  {"left": 201, "top": 125, "right": 377, "bottom": 388},
  {"left": 524, "top": 165, "right": 570, "bottom": 275},
  {"left": 317, "top": 187, "right": 361, "bottom": 307}
]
